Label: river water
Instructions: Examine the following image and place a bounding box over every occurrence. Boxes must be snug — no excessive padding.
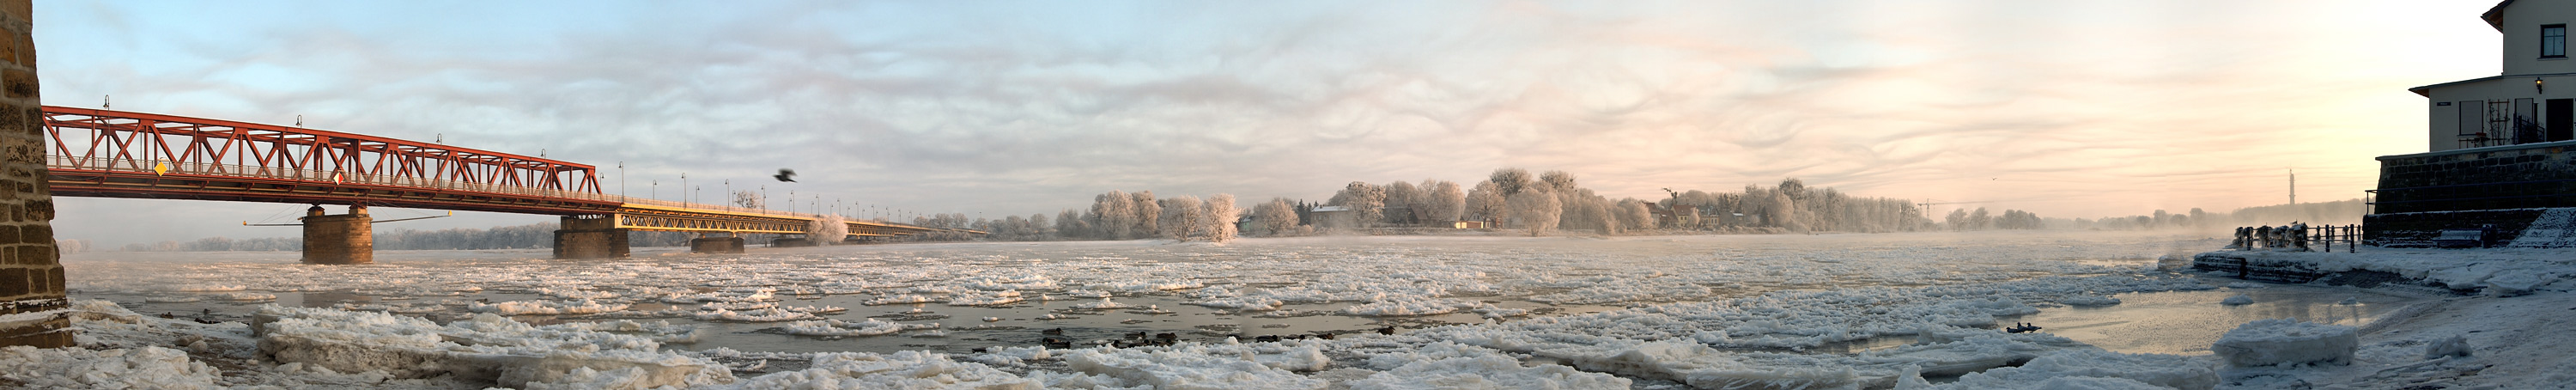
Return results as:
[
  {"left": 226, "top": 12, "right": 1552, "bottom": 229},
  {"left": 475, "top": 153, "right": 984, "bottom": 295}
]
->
[{"left": 60, "top": 230, "right": 2428, "bottom": 358}]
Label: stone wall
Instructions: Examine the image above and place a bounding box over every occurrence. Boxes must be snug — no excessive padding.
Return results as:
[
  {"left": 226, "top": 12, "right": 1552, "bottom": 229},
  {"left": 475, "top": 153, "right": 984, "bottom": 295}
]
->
[
  {"left": 2373, "top": 143, "right": 2576, "bottom": 214},
  {"left": 0, "top": 0, "right": 64, "bottom": 348},
  {"left": 2364, "top": 208, "right": 2549, "bottom": 247}
]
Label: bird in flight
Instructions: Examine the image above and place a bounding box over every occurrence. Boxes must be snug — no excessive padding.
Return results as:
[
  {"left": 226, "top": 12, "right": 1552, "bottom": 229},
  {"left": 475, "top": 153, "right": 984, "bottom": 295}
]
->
[{"left": 775, "top": 168, "right": 798, "bottom": 182}]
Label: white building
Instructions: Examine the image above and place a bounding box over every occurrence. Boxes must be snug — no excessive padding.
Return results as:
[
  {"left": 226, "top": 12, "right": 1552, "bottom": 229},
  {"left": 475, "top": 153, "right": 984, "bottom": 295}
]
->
[{"left": 2412, "top": 0, "right": 2576, "bottom": 151}]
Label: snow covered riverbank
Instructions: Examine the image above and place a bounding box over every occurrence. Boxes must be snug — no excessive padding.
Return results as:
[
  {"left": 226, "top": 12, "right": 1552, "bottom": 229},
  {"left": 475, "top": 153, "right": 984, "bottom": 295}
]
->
[{"left": 9, "top": 231, "right": 2571, "bottom": 388}]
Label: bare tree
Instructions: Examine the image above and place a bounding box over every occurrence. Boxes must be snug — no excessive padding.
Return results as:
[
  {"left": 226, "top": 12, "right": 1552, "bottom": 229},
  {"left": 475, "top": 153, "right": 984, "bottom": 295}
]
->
[
  {"left": 1507, "top": 187, "right": 1562, "bottom": 236},
  {"left": 732, "top": 191, "right": 765, "bottom": 210},
  {"left": 1255, "top": 198, "right": 1299, "bottom": 236},
  {"left": 1204, "top": 193, "right": 1240, "bottom": 242},
  {"left": 1158, "top": 195, "right": 1203, "bottom": 241}
]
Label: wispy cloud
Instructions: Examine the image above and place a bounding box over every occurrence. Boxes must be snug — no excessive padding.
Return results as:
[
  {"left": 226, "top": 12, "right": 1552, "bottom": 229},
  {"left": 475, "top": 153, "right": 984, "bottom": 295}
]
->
[{"left": 38, "top": 0, "right": 2495, "bottom": 245}]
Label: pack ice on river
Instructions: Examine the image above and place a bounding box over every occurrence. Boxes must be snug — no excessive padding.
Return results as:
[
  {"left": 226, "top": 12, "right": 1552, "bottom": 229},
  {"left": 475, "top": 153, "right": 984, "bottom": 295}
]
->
[{"left": 15, "top": 230, "right": 2539, "bottom": 389}]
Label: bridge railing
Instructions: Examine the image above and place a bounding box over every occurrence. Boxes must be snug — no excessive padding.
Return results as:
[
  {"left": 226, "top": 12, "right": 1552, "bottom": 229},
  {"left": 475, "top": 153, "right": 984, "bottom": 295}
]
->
[
  {"left": 615, "top": 198, "right": 958, "bottom": 233},
  {"left": 52, "top": 155, "right": 950, "bottom": 231},
  {"left": 47, "top": 155, "right": 623, "bottom": 204}
]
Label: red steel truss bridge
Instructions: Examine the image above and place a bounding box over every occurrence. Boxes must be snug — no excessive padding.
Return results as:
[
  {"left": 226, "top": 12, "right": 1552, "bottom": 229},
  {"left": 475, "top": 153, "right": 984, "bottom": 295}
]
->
[{"left": 40, "top": 106, "right": 974, "bottom": 239}]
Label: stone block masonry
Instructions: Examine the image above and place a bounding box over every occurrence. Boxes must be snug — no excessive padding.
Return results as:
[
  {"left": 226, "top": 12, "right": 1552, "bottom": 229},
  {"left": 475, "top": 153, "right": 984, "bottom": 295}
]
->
[
  {"left": 301, "top": 206, "right": 374, "bottom": 265},
  {"left": 0, "top": 0, "right": 64, "bottom": 348},
  {"left": 553, "top": 215, "right": 629, "bottom": 259}
]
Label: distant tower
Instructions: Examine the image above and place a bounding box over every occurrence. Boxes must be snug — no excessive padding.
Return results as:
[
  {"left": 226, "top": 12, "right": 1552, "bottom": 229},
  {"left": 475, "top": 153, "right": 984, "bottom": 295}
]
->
[{"left": 2288, "top": 169, "right": 2297, "bottom": 205}]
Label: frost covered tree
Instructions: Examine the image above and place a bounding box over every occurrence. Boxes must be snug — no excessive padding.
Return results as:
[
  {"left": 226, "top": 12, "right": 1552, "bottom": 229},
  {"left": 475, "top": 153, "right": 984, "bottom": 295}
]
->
[
  {"left": 1465, "top": 181, "right": 1505, "bottom": 224},
  {"left": 1158, "top": 195, "right": 1203, "bottom": 241},
  {"left": 1091, "top": 191, "right": 1135, "bottom": 240},
  {"left": 1425, "top": 180, "right": 1465, "bottom": 223},
  {"left": 732, "top": 191, "right": 765, "bottom": 210},
  {"left": 1203, "top": 193, "right": 1240, "bottom": 242},
  {"left": 1132, "top": 191, "right": 1162, "bottom": 238},
  {"left": 1507, "top": 187, "right": 1562, "bottom": 236},
  {"left": 1617, "top": 198, "right": 1656, "bottom": 230},
  {"left": 1024, "top": 215, "right": 1042, "bottom": 238},
  {"left": 1333, "top": 182, "right": 1386, "bottom": 228},
  {"left": 1384, "top": 181, "right": 1420, "bottom": 225},
  {"left": 1768, "top": 192, "right": 1801, "bottom": 231},
  {"left": 1254, "top": 198, "right": 1299, "bottom": 236},
  {"left": 1945, "top": 208, "right": 1970, "bottom": 230},
  {"left": 1489, "top": 168, "right": 1533, "bottom": 197},
  {"left": 1057, "top": 209, "right": 1087, "bottom": 239},
  {"left": 1968, "top": 207, "right": 1993, "bottom": 230},
  {"left": 1777, "top": 178, "right": 1809, "bottom": 203},
  {"left": 1540, "top": 170, "right": 1578, "bottom": 193}
]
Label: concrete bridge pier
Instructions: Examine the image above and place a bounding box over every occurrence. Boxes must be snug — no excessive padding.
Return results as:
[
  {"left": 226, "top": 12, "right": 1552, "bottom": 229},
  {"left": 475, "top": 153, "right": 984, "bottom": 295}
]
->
[
  {"left": 553, "top": 215, "right": 628, "bottom": 259},
  {"left": 691, "top": 233, "right": 745, "bottom": 254},
  {"left": 301, "top": 205, "right": 373, "bottom": 265}
]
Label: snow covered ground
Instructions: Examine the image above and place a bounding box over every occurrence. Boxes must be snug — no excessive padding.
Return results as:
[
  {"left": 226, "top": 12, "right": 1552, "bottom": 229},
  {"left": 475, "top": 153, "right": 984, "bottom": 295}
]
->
[{"left": 8, "top": 230, "right": 2572, "bottom": 388}]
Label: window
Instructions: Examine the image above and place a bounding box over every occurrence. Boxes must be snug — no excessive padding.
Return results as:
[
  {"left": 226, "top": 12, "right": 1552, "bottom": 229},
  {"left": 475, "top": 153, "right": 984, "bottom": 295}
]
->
[{"left": 2547, "top": 24, "right": 2567, "bottom": 58}]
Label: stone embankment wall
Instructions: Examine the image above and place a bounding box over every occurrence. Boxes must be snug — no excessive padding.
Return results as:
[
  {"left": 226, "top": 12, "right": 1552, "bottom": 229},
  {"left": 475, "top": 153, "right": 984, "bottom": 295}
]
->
[
  {"left": 2373, "top": 143, "right": 2576, "bottom": 214},
  {"left": 2365, "top": 209, "right": 2548, "bottom": 247},
  {"left": 0, "top": 0, "right": 63, "bottom": 348},
  {"left": 2368, "top": 143, "right": 2576, "bottom": 246}
]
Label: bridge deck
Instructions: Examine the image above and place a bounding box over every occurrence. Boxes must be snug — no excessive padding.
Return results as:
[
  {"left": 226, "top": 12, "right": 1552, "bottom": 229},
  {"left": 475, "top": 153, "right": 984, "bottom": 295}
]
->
[{"left": 43, "top": 106, "right": 981, "bottom": 238}]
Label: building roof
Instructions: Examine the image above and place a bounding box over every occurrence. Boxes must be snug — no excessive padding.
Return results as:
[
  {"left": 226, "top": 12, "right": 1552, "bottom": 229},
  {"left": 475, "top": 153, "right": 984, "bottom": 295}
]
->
[
  {"left": 2484, "top": 1, "right": 2514, "bottom": 32},
  {"left": 1311, "top": 205, "right": 1351, "bottom": 212},
  {"left": 2409, "top": 71, "right": 2576, "bottom": 96}
]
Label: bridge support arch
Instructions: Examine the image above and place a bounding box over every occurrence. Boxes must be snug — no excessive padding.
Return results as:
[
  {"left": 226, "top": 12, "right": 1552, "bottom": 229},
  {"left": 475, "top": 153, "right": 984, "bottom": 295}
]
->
[
  {"left": 553, "top": 215, "right": 628, "bottom": 259},
  {"left": 301, "top": 205, "right": 373, "bottom": 265}
]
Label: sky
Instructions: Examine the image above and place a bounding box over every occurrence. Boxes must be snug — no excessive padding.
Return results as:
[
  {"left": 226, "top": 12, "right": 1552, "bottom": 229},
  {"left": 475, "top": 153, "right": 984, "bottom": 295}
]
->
[{"left": 37, "top": 0, "right": 2503, "bottom": 247}]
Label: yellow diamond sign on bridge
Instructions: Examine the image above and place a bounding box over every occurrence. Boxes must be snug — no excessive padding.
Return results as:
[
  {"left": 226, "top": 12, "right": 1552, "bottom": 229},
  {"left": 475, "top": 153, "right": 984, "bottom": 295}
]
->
[{"left": 153, "top": 162, "right": 169, "bottom": 175}]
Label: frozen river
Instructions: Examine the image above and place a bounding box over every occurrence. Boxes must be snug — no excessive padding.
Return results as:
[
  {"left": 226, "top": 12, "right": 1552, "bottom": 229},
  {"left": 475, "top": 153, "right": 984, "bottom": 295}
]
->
[
  {"left": 48, "top": 230, "right": 2455, "bottom": 388},
  {"left": 64, "top": 230, "right": 2420, "bottom": 358}
]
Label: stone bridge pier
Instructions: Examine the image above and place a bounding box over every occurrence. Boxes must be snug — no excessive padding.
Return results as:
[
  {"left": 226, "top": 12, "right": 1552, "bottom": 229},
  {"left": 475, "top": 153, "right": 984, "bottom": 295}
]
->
[
  {"left": 691, "top": 233, "right": 744, "bottom": 254},
  {"left": 554, "top": 215, "right": 628, "bottom": 259},
  {"left": 301, "top": 205, "right": 373, "bottom": 265}
]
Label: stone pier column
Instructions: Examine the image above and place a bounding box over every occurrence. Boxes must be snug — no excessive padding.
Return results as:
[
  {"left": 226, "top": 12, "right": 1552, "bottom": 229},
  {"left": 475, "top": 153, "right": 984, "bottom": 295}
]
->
[
  {"left": 301, "top": 205, "right": 373, "bottom": 265},
  {"left": 690, "top": 233, "right": 744, "bottom": 254},
  {"left": 553, "top": 215, "right": 628, "bottom": 259},
  {"left": 0, "top": 0, "right": 67, "bottom": 349}
]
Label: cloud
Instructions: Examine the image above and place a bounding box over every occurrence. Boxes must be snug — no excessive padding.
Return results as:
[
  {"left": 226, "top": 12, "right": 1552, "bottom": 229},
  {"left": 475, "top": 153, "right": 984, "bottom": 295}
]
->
[{"left": 35, "top": 0, "right": 2493, "bottom": 245}]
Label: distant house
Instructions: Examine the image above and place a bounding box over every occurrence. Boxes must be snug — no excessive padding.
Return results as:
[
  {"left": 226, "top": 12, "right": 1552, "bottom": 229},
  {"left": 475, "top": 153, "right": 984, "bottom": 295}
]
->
[
  {"left": 1452, "top": 221, "right": 1489, "bottom": 229},
  {"left": 1308, "top": 205, "right": 1355, "bottom": 228},
  {"left": 2371, "top": 0, "right": 2576, "bottom": 246}
]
